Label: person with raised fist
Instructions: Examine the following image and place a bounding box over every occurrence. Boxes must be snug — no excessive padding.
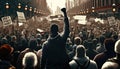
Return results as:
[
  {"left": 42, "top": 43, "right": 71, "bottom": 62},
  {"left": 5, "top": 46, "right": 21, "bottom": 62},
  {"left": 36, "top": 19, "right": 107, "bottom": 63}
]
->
[{"left": 41, "top": 8, "right": 70, "bottom": 69}]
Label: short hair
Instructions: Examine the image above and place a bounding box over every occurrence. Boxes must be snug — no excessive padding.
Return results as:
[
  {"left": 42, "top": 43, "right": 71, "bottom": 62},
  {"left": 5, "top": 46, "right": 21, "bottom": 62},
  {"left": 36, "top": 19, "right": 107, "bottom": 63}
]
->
[
  {"left": 28, "top": 39, "right": 37, "bottom": 49},
  {"left": 99, "top": 35, "right": 105, "bottom": 44},
  {"left": 50, "top": 24, "right": 58, "bottom": 34},
  {"left": 104, "top": 38, "right": 115, "bottom": 51},
  {"left": 11, "top": 35, "right": 17, "bottom": 41},
  {"left": 22, "top": 52, "right": 38, "bottom": 68},
  {"left": 74, "top": 37, "right": 82, "bottom": 45}
]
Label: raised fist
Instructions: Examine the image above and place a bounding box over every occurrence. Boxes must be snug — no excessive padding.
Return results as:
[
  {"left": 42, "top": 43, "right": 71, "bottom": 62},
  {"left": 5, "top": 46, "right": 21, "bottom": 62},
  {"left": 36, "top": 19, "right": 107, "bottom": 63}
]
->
[{"left": 61, "top": 8, "right": 67, "bottom": 17}]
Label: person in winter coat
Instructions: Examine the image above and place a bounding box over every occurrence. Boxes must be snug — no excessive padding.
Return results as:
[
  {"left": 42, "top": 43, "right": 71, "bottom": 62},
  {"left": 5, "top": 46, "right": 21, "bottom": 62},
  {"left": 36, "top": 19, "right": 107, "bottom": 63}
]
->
[
  {"left": 101, "top": 39, "right": 120, "bottom": 69},
  {"left": 69, "top": 45, "right": 98, "bottom": 69},
  {"left": 94, "top": 38, "right": 116, "bottom": 69},
  {"left": 41, "top": 8, "right": 70, "bottom": 69},
  {"left": 17, "top": 39, "right": 40, "bottom": 69}
]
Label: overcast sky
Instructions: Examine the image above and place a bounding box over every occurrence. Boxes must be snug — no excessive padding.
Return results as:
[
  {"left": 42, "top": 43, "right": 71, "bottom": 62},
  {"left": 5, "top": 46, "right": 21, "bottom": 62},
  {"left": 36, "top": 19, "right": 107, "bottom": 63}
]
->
[{"left": 46, "top": 0, "right": 66, "bottom": 13}]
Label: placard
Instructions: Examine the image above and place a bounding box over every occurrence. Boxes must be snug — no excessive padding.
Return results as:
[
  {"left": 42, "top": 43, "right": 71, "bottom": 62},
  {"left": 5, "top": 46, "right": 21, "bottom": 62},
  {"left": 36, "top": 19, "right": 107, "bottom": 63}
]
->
[{"left": 1, "top": 16, "right": 12, "bottom": 26}]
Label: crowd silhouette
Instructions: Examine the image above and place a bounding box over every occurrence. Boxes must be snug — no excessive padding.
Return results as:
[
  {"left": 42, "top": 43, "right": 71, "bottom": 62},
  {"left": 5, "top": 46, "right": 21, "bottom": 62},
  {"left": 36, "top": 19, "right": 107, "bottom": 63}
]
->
[{"left": 0, "top": 8, "right": 120, "bottom": 69}]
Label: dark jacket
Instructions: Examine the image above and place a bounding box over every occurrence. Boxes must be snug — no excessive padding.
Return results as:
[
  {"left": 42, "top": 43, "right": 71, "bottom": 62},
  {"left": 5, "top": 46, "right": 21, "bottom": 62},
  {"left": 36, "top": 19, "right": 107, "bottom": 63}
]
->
[
  {"left": 41, "top": 17, "right": 70, "bottom": 69},
  {"left": 93, "top": 51, "right": 116, "bottom": 69}
]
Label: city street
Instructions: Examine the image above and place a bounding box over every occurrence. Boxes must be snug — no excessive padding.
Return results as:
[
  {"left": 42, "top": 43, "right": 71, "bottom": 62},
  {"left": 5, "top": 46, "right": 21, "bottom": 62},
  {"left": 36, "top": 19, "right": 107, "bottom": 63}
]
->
[{"left": 0, "top": 0, "right": 120, "bottom": 69}]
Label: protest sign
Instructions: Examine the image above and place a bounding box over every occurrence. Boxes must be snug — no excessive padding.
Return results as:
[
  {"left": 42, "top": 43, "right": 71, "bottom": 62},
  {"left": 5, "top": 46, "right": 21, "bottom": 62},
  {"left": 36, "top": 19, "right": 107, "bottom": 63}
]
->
[
  {"left": 107, "top": 16, "right": 116, "bottom": 26},
  {"left": 73, "top": 15, "right": 87, "bottom": 25},
  {"left": 1, "top": 16, "right": 12, "bottom": 26},
  {"left": 17, "top": 11, "right": 26, "bottom": 23}
]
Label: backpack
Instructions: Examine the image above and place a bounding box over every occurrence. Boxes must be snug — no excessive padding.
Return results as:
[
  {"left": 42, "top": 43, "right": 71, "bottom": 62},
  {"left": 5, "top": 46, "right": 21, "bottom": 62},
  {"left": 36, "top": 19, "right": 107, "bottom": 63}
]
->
[{"left": 74, "top": 59, "right": 90, "bottom": 69}]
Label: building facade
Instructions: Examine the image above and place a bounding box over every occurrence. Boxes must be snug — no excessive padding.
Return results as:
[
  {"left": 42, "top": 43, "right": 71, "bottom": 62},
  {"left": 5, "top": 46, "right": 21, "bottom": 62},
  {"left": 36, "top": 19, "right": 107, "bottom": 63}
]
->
[{"left": 67, "top": 0, "right": 120, "bottom": 19}]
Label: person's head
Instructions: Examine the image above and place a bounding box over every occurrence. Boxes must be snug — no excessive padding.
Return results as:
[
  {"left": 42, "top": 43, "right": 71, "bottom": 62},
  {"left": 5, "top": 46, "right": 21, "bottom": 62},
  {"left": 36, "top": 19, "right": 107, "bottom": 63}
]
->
[
  {"left": 37, "top": 38, "right": 41, "bottom": 44},
  {"left": 86, "top": 40, "right": 93, "bottom": 49},
  {"left": 11, "top": 36, "right": 17, "bottom": 42},
  {"left": 6, "top": 35, "right": 11, "bottom": 42},
  {"left": 22, "top": 52, "right": 38, "bottom": 69},
  {"left": 0, "top": 44, "right": 14, "bottom": 60},
  {"left": 66, "top": 38, "right": 72, "bottom": 44},
  {"left": 75, "top": 45, "right": 86, "bottom": 58},
  {"left": 99, "top": 35, "right": 105, "bottom": 44},
  {"left": 36, "top": 33, "right": 42, "bottom": 39},
  {"left": 114, "top": 39, "right": 120, "bottom": 55},
  {"left": 28, "top": 39, "right": 37, "bottom": 50},
  {"left": 104, "top": 38, "right": 115, "bottom": 52},
  {"left": 112, "top": 34, "right": 118, "bottom": 41},
  {"left": 50, "top": 24, "right": 58, "bottom": 34},
  {"left": 1, "top": 38, "right": 8, "bottom": 45},
  {"left": 110, "top": 27, "right": 114, "bottom": 32},
  {"left": 74, "top": 37, "right": 82, "bottom": 45}
]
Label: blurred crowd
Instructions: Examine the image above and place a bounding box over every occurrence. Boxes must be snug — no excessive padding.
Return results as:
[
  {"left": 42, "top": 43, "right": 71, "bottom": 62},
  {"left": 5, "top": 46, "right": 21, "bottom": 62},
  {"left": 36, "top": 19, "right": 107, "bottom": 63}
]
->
[{"left": 0, "top": 11, "right": 120, "bottom": 69}]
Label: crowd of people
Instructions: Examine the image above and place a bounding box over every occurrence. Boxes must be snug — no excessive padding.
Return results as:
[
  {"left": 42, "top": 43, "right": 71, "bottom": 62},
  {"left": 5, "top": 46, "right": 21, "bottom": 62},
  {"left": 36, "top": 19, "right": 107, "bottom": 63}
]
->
[{"left": 0, "top": 8, "right": 120, "bottom": 69}]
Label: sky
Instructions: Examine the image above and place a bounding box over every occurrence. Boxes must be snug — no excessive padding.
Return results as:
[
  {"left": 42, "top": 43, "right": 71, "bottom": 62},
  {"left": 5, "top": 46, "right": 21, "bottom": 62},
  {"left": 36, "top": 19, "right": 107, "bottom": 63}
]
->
[{"left": 46, "top": 0, "right": 66, "bottom": 14}]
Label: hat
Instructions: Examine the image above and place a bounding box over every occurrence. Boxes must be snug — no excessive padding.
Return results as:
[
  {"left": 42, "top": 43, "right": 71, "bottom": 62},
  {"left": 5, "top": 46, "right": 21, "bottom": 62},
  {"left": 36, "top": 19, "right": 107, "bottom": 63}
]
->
[
  {"left": 0, "top": 44, "right": 14, "bottom": 57},
  {"left": 114, "top": 40, "right": 120, "bottom": 54}
]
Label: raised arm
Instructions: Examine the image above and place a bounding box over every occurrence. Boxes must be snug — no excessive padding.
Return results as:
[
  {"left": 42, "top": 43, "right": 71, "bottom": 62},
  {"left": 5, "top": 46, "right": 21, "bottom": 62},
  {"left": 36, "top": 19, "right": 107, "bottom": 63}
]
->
[{"left": 61, "top": 8, "right": 70, "bottom": 41}]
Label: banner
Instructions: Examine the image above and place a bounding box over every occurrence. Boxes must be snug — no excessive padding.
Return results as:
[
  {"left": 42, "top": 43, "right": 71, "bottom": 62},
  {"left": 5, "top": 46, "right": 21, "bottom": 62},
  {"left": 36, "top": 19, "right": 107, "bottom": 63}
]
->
[
  {"left": 107, "top": 16, "right": 116, "bottom": 26},
  {"left": 17, "top": 11, "right": 26, "bottom": 23},
  {"left": 1, "top": 16, "right": 12, "bottom": 26},
  {"left": 73, "top": 15, "right": 87, "bottom": 25}
]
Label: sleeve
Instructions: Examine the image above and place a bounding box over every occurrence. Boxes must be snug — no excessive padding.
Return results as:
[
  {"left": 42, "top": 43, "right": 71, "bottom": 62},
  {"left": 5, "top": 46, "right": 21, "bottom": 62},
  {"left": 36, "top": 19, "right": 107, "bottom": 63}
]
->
[
  {"left": 41, "top": 43, "right": 48, "bottom": 69},
  {"left": 62, "top": 17, "right": 70, "bottom": 42}
]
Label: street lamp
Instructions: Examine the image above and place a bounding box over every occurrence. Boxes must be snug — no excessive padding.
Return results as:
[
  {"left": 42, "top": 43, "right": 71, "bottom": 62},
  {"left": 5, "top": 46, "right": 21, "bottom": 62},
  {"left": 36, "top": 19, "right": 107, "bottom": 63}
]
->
[
  {"left": 5, "top": 3, "right": 9, "bottom": 16},
  {"left": 24, "top": 5, "right": 28, "bottom": 18},
  {"left": 18, "top": 3, "right": 21, "bottom": 9},
  {"left": 92, "top": 7, "right": 95, "bottom": 13},
  {"left": 29, "top": 7, "right": 32, "bottom": 17},
  {"left": 25, "top": 5, "right": 28, "bottom": 11},
  {"left": 112, "top": 3, "right": 116, "bottom": 12},
  {"left": 84, "top": 11, "right": 86, "bottom": 14},
  {"left": 81, "top": 11, "right": 83, "bottom": 15},
  {"left": 39, "top": 11, "right": 41, "bottom": 14},
  {"left": 80, "top": 11, "right": 81, "bottom": 15},
  {"left": 29, "top": 7, "right": 32, "bottom": 12},
  {"left": 112, "top": 3, "right": 116, "bottom": 18},
  {"left": 34, "top": 8, "right": 37, "bottom": 13},
  {"left": 36, "top": 10, "right": 39, "bottom": 14},
  {"left": 5, "top": 3, "right": 9, "bottom": 9},
  {"left": 86, "top": 9, "right": 89, "bottom": 13}
]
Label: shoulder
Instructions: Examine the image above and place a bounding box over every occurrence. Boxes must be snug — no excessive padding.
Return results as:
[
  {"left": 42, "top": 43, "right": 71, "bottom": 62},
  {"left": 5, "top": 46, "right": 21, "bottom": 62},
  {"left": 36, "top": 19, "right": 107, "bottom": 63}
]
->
[
  {"left": 37, "top": 49, "right": 42, "bottom": 57},
  {"left": 69, "top": 60, "right": 78, "bottom": 69},
  {"left": 101, "top": 61, "right": 119, "bottom": 69},
  {"left": 42, "top": 41, "right": 48, "bottom": 45},
  {"left": 94, "top": 53, "right": 105, "bottom": 60},
  {"left": 90, "top": 60, "right": 97, "bottom": 65},
  {"left": 19, "top": 48, "right": 29, "bottom": 55},
  {"left": 88, "top": 60, "right": 98, "bottom": 69},
  {"left": 42, "top": 41, "right": 48, "bottom": 48}
]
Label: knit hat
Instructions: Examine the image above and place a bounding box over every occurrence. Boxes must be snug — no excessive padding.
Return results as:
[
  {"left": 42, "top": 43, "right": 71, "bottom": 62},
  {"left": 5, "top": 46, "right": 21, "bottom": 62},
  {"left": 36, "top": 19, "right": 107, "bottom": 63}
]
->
[{"left": 114, "top": 39, "right": 120, "bottom": 54}]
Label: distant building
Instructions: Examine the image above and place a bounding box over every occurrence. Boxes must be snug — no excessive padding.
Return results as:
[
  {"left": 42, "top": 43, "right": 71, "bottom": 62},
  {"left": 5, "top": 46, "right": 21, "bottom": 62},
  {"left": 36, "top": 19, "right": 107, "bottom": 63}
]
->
[{"left": 67, "top": 0, "right": 120, "bottom": 19}]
